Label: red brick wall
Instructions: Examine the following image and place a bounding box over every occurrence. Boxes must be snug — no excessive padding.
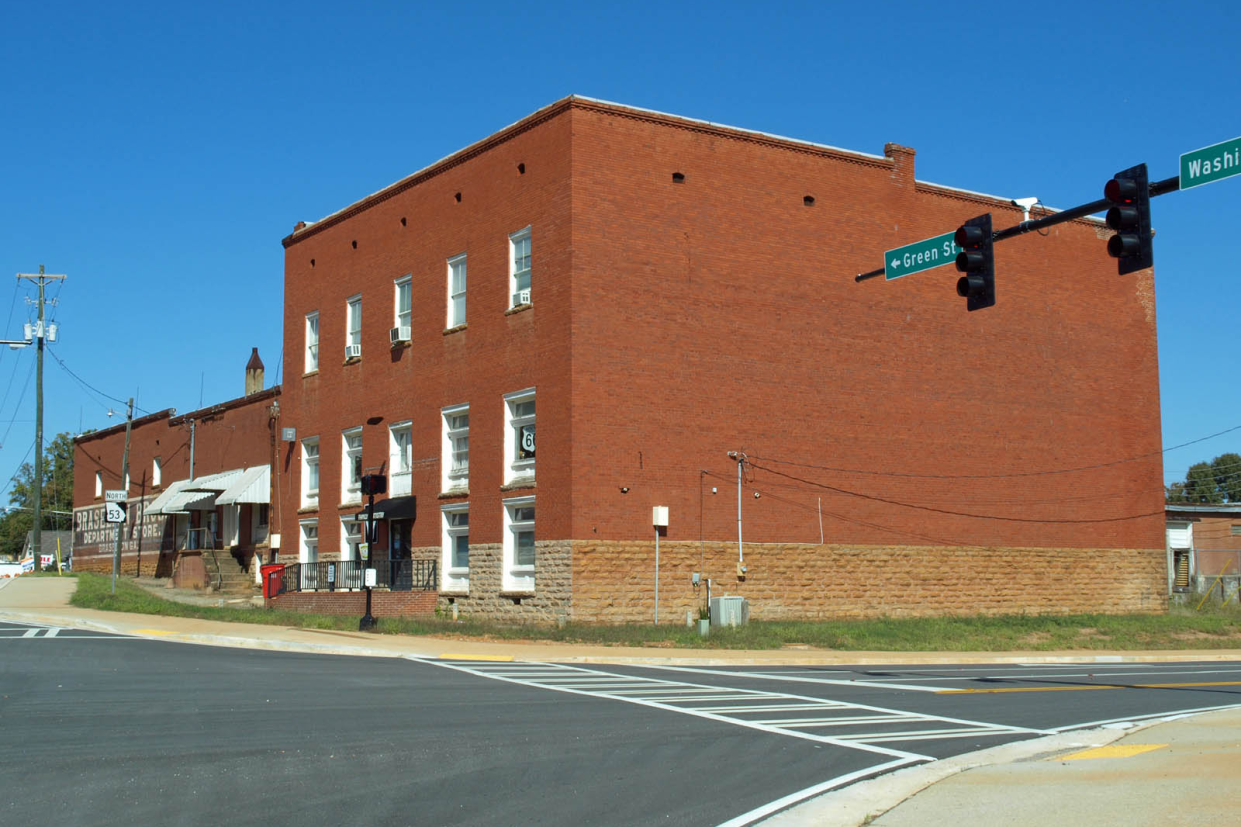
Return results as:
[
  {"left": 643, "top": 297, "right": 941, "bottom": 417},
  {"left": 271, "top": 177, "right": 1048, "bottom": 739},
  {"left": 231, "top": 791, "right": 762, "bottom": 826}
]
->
[
  {"left": 267, "top": 589, "right": 437, "bottom": 617},
  {"left": 1190, "top": 514, "right": 1241, "bottom": 575},
  {"left": 73, "top": 388, "right": 278, "bottom": 568},
  {"left": 278, "top": 107, "right": 574, "bottom": 560},
  {"left": 566, "top": 101, "right": 1164, "bottom": 552},
  {"left": 274, "top": 97, "right": 1165, "bottom": 619}
]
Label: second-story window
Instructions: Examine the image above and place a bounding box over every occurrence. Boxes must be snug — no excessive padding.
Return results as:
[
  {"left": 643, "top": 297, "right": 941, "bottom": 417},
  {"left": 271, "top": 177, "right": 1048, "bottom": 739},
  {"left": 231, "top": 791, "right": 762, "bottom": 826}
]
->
[
  {"left": 448, "top": 253, "right": 466, "bottom": 328},
  {"left": 305, "top": 311, "right": 319, "bottom": 372},
  {"left": 153, "top": 457, "right": 162, "bottom": 488},
  {"left": 390, "top": 421, "right": 412, "bottom": 496},
  {"left": 301, "top": 438, "right": 320, "bottom": 506},
  {"left": 504, "top": 388, "right": 535, "bottom": 484},
  {"left": 342, "top": 428, "right": 362, "bottom": 502},
  {"left": 346, "top": 296, "right": 362, "bottom": 359},
  {"left": 394, "top": 276, "right": 411, "bottom": 342}
]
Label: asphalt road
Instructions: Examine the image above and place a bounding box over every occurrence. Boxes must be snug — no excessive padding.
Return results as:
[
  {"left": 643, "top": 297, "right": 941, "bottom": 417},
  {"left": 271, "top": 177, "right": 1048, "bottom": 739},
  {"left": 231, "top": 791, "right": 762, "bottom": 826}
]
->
[{"left": 3, "top": 621, "right": 1240, "bottom": 827}]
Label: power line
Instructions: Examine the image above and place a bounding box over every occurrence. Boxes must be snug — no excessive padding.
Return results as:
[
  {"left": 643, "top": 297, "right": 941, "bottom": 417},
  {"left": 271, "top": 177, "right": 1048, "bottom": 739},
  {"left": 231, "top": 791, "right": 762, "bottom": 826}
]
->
[
  {"left": 748, "top": 423, "right": 1241, "bottom": 482},
  {"left": 0, "top": 440, "right": 35, "bottom": 505},
  {"left": 45, "top": 345, "right": 151, "bottom": 415},
  {"left": 746, "top": 460, "right": 1165, "bottom": 525}
]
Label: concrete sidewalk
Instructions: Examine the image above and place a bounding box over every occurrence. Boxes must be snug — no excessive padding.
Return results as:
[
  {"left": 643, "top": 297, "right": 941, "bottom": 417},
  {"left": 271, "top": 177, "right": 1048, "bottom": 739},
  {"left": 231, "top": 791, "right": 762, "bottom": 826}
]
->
[{"left": 3, "top": 575, "right": 1240, "bottom": 826}]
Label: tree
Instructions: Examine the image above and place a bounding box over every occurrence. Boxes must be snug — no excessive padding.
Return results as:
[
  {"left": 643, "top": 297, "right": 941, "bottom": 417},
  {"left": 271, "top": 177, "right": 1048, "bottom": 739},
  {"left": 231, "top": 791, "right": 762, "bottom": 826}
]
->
[
  {"left": 1212, "top": 452, "right": 1241, "bottom": 503},
  {"left": 1167, "top": 452, "right": 1241, "bottom": 504},
  {"left": 0, "top": 432, "right": 74, "bottom": 558}
]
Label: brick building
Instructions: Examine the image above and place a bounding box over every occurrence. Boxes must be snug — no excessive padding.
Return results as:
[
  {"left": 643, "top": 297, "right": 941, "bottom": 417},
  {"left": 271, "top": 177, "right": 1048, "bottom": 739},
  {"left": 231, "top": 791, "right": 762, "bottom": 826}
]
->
[
  {"left": 274, "top": 96, "right": 1166, "bottom": 623},
  {"left": 1166, "top": 503, "right": 1241, "bottom": 597},
  {"left": 73, "top": 352, "right": 279, "bottom": 586}
]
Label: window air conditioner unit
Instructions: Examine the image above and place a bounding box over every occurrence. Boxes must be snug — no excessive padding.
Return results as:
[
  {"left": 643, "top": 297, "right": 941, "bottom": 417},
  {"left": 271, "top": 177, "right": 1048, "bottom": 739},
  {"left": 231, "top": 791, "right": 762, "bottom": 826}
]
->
[
  {"left": 513, "top": 289, "right": 531, "bottom": 306},
  {"left": 389, "top": 326, "right": 411, "bottom": 344},
  {"left": 345, "top": 344, "right": 362, "bottom": 359}
]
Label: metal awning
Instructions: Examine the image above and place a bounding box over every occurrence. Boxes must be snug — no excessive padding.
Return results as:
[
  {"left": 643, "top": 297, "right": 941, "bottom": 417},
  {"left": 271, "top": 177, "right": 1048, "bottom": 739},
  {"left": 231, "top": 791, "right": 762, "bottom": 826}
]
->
[
  {"left": 187, "top": 468, "right": 244, "bottom": 491},
  {"left": 146, "top": 479, "right": 192, "bottom": 515},
  {"left": 216, "top": 466, "right": 270, "bottom": 505},
  {"left": 147, "top": 469, "right": 251, "bottom": 514},
  {"left": 373, "top": 496, "right": 416, "bottom": 522}
]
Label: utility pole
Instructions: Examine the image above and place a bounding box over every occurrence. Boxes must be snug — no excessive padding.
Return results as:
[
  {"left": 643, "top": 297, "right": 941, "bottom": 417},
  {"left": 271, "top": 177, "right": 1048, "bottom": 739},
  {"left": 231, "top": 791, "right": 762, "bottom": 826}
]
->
[
  {"left": 111, "top": 399, "right": 134, "bottom": 593},
  {"left": 16, "top": 266, "right": 66, "bottom": 570}
]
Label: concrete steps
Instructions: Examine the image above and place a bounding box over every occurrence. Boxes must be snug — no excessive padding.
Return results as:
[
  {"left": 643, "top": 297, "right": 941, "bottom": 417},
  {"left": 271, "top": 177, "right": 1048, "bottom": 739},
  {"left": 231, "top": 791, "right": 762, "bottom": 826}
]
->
[{"left": 205, "top": 548, "right": 259, "bottom": 594}]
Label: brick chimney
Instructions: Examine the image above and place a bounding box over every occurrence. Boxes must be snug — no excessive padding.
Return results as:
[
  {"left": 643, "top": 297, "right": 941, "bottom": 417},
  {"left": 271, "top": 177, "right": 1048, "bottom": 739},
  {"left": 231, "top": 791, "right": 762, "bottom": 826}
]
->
[{"left": 245, "top": 348, "right": 264, "bottom": 395}]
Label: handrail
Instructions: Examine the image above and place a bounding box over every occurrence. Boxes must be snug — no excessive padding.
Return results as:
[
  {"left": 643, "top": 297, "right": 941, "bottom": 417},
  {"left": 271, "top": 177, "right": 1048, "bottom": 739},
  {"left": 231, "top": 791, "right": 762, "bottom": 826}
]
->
[{"left": 185, "top": 527, "right": 222, "bottom": 591}]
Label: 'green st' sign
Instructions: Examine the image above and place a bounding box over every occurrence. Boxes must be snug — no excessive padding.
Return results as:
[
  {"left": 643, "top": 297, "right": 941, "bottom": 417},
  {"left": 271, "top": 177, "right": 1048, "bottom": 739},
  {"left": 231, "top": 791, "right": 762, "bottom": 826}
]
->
[
  {"left": 1180, "top": 136, "right": 1241, "bottom": 190},
  {"left": 884, "top": 232, "right": 960, "bottom": 280}
]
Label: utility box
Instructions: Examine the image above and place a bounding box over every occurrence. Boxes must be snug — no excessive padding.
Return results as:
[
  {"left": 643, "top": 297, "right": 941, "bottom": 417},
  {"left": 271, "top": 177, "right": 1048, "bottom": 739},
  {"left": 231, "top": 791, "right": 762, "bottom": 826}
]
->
[
  {"left": 710, "top": 595, "right": 749, "bottom": 627},
  {"left": 260, "top": 564, "right": 285, "bottom": 599}
]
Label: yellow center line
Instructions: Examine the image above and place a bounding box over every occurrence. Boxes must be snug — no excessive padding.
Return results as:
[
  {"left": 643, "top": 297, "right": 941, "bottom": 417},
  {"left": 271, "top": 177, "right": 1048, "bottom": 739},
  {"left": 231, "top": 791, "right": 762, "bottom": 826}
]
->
[{"left": 940, "top": 680, "right": 1241, "bottom": 694}]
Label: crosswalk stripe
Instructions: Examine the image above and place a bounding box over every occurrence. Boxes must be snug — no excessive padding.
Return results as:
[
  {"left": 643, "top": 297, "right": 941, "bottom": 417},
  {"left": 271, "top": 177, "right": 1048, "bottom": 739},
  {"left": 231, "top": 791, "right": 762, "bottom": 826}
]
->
[{"left": 416, "top": 657, "right": 1051, "bottom": 753}]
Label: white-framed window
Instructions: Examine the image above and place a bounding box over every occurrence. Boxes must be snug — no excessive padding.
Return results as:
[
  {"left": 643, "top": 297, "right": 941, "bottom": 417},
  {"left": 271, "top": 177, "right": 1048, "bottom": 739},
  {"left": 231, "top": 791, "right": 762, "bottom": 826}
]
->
[
  {"left": 509, "top": 226, "right": 532, "bottom": 308},
  {"left": 301, "top": 437, "right": 320, "bottom": 506},
  {"left": 152, "top": 457, "right": 162, "bottom": 488},
  {"left": 503, "top": 388, "right": 535, "bottom": 484},
  {"left": 305, "top": 311, "right": 319, "bottom": 372},
  {"left": 346, "top": 295, "right": 362, "bottom": 357},
  {"left": 341, "top": 517, "right": 363, "bottom": 564},
  {"left": 394, "top": 275, "right": 411, "bottom": 337},
  {"left": 447, "top": 253, "right": 467, "bottom": 328},
  {"left": 502, "top": 496, "right": 535, "bottom": 593},
  {"left": 441, "top": 503, "right": 469, "bottom": 592},
  {"left": 342, "top": 427, "right": 362, "bottom": 503},
  {"left": 95, "top": 471, "right": 102, "bottom": 497},
  {"left": 441, "top": 403, "right": 469, "bottom": 491},
  {"left": 299, "top": 519, "right": 319, "bottom": 590},
  {"left": 389, "top": 421, "right": 412, "bottom": 497}
]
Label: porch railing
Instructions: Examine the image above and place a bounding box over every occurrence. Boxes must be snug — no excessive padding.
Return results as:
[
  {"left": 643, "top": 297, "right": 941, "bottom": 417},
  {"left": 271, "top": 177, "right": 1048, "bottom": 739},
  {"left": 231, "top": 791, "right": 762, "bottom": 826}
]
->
[{"left": 278, "top": 559, "right": 437, "bottom": 595}]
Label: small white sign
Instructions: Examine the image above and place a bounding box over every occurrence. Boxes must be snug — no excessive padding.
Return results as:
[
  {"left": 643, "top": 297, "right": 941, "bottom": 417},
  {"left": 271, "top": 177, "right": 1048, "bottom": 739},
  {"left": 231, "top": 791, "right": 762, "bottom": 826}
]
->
[
  {"left": 359, "top": 542, "right": 370, "bottom": 561},
  {"left": 364, "top": 568, "right": 377, "bottom": 587},
  {"left": 104, "top": 502, "right": 127, "bottom": 523},
  {"left": 105, "top": 489, "right": 127, "bottom": 503}
]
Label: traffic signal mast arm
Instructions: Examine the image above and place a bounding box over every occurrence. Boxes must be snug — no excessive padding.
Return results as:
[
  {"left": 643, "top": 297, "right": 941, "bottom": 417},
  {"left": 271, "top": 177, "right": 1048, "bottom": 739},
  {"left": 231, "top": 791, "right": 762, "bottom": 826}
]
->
[{"left": 854, "top": 173, "right": 1179, "bottom": 283}]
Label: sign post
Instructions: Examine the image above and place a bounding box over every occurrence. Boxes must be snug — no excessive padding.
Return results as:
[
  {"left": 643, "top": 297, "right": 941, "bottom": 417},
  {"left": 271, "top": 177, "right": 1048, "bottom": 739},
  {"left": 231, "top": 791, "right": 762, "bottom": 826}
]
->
[{"left": 105, "top": 490, "right": 127, "bottom": 593}]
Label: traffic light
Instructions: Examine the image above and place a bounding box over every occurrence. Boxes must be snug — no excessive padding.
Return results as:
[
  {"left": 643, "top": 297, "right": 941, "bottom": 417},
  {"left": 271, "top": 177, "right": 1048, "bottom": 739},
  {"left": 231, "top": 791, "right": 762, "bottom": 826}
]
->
[
  {"left": 1104, "top": 163, "right": 1152, "bottom": 275},
  {"left": 360, "top": 473, "right": 387, "bottom": 496},
  {"left": 954, "top": 213, "right": 995, "bottom": 311}
]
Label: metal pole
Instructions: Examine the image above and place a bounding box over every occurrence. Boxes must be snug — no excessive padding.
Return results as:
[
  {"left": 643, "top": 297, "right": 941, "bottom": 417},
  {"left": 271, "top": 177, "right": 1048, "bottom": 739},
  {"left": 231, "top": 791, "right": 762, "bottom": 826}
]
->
[
  {"left": 360, "top": 492, "right": 376, "bottom": 630},
  {"left": 854, "top": 175, "right": 1181, "bottom": 282},
  {"left": 111, "top": 398, "right": 133, "bottom": 593},
  {"left": 188, "top": 420, "right": 196, "bottom": 481},
  {"left": 17, "top": 267, "right": 65, "bottom": 571},
  {"left": 729, "top": 452, "right": 744, "bottom": 566},
  {"left": 654, "top": 526, "right": 660, "bottom": 626},
  {"left": 34, "top": 272, "right": 44, "bottom": 569}
]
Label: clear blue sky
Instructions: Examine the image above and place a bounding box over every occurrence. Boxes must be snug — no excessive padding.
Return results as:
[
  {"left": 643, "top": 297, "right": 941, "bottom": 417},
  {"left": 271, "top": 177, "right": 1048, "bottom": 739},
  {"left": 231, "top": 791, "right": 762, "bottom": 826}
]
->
[{"left": 3, "top": 0, "right": 1239, "bottom": 502}]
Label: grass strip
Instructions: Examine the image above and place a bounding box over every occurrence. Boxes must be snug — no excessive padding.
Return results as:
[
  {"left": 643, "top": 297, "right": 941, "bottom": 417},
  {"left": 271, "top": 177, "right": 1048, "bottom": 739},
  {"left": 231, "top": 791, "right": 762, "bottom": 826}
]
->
[{"left": 67, "top": 572, "right": 1241, "bottom": 651}]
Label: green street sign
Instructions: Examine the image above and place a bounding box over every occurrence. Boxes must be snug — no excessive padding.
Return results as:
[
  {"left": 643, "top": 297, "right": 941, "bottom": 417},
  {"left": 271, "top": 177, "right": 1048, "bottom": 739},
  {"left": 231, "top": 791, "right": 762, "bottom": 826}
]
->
[
  {"left": 1180, "top": 136, "right": 1241, "bottom": 190},
  {"left": 884, "top": 231, "right": 960, "bottom": 280}
]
